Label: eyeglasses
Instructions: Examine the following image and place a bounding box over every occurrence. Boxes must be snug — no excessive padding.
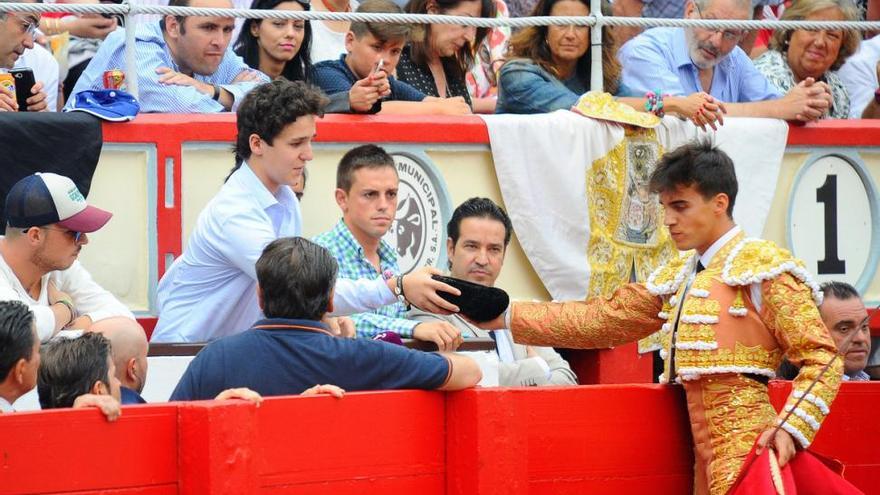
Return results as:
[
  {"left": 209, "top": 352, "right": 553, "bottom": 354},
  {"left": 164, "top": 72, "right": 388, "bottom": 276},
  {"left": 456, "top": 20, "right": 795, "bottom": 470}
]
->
[
  {"left": 23, "top": 226, "right": 85, "bottom": 243},
  {"left": 7, "top": 12, "right": 39, "bottom": 37},
  {"left": 693, "top": 2, "right": 744, "bottom": 43}
]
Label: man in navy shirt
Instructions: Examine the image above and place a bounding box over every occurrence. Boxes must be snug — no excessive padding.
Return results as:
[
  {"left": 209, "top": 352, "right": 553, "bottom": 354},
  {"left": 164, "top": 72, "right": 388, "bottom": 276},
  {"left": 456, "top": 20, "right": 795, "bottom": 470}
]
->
[
  {"left": 170, "top": 237, "right": 481, "bottom": 401},
  {"left": 311, "top": 0, "right": 470, "bottom": 115}
]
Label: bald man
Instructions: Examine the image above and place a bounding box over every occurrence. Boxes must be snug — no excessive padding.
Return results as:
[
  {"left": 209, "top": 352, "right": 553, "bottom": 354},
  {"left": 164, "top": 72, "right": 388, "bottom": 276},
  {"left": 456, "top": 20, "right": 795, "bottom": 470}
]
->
[{"left": 91, "top": 317, "right": 149, "bottom": 404}]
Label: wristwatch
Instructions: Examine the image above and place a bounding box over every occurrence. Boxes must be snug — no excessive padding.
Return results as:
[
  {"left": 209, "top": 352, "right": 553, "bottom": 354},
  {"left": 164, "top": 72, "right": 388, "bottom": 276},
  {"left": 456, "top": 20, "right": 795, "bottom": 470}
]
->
[{"left": 212, "top": 84, "right": 222, "bottom": 101}]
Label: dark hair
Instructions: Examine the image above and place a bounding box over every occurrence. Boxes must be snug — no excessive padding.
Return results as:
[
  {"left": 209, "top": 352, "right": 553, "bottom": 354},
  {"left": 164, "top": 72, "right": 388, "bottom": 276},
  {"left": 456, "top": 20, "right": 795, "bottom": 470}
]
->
[
  {"left": 38, "top": 333, "right": 112, "bottom": 409},
  {"left": 648, "top": 140, "right": 738, "bottom": 217},
  {"left": 256, "top": 237, "right": 338, "bottom": 320},
  {"left": 234, "top": 0, "right": 313, "bottom": 82},
  {"left": 0, "top": 301, "right": 35, "bottom": 380},
  {"left": 506, "top": 0, "right": 619, "bottom": 95},
  {"left": 447, "top": 197, "right": 512, "bottom": 247},
  {"left": 230, "top": 79, "right": 328, "bottom": 176},
  {"left": 160, "top": 0, "right": 190, "bottom": 33},
  {"left": 336, "top": 144, "right": 397, "bottom": 192},
  {"left": 820, "top": 281, "right": 860, "bottom": 302},
  {"left": 352, "top": 0, "right": 412, "bottom": 42},
  {"left": 404, "top": 0, "right": 495, "bottom": 82}
]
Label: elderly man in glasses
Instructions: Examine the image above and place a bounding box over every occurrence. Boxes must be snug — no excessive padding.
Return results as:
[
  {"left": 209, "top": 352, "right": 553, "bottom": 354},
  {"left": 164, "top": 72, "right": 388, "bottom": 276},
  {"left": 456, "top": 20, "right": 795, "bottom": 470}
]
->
[
  {"left": 0, "top": 0, "right": 50, "bottom": 111},
  {"left": 0, "top": 173, "right": 135, "bottom": 341},
  {"left": 618, "top": 0, "right": 833, "bottom": 122}
]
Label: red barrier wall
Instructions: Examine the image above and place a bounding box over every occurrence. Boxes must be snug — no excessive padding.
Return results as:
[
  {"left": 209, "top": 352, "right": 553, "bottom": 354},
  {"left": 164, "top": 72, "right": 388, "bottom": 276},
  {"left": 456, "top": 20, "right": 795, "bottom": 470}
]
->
[{"left": 2, "top": 383, "right": 877, "bottom": 494}]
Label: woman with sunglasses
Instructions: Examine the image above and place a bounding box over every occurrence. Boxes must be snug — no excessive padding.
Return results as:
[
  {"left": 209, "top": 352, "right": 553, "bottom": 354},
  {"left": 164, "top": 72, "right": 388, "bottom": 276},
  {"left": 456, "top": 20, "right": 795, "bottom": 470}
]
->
[{"left": 234, "top": 0, "right": 380, "bottom": 112}]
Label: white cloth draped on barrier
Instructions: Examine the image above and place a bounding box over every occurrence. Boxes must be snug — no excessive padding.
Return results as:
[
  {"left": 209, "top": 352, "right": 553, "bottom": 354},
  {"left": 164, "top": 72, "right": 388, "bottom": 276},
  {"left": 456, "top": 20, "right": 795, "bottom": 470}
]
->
[{"left": 480, "top": 111, "right": 789, "bottom": 301}]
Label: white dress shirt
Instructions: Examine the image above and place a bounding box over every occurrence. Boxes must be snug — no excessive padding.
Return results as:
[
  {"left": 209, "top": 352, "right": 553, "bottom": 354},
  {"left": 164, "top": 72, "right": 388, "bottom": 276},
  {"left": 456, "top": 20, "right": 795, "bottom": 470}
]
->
[
  {"left": 0, "top": 396, "right": 14, "bottom": 413},
  {"left": 0, "top": 242, "right": 135, "bottom": 341},
  {"left": 152, "top": 163, "right": 396, "bottom": 343}
]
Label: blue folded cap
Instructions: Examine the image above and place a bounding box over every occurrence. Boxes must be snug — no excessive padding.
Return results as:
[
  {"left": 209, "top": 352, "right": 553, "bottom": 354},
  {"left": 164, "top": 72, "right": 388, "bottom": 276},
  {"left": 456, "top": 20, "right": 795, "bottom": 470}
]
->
[{"left": 65, "top": 89, "right": 140, "bottom": 122}]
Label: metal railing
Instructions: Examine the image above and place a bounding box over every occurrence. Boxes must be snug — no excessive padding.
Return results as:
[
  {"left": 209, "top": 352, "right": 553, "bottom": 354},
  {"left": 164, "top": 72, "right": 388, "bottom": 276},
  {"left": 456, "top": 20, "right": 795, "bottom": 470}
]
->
[{"left": 3, "top": 0, "right": 879, "bottom": 98}]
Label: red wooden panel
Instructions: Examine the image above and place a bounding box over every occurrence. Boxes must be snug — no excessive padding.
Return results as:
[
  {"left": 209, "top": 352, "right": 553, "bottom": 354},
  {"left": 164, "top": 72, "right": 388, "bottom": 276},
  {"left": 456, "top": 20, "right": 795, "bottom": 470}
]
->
[
  {"left": 177, "top": 400, "right": 258, "bottom": 495},
  {"left": 41, "top": 486, "right": 177, "bottom": 495},
  {"left": 447, "top": 386, "right": 693, "bottom": 495},
  {"left": 0, "top": 404, "right": 179, "bottom": 495},
  {"left": 254, "top": 391, "right": 445, "bottom": 494},
  {"left": 565, "top": 343, "right": 654, "bottom": 384}
]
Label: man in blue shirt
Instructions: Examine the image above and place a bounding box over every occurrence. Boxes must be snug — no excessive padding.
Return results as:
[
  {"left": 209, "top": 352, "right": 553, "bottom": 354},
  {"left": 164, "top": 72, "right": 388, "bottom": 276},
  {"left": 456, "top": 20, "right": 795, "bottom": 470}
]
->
[
  {"left": 618, "top": 0, "right": 832, "bottom": 121},
  {"left": 311, "top": 0, "right": 470, "bottom": 115},
  {"left": 314, "top": 145, "right": 463, "bottom": 350},
  {"left": 65, "top": 0, "right": 268, "bottom": 113},
  {"left": 170, "top": 237, "right": 482, "bottom": 401}
]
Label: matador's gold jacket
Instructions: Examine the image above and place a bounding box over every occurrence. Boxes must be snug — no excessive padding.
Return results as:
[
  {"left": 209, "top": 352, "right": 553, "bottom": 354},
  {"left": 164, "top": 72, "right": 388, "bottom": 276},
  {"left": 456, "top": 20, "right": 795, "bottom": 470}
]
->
[{"left": 509, "top": 231, "right": 841, "bottom": 449}]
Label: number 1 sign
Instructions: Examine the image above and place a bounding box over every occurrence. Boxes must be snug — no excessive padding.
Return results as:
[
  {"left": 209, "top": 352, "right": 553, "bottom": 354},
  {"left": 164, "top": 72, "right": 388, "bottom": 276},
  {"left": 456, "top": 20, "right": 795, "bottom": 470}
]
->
[{"left": 788, "top": 153, "right": 879, "bottom": 293}]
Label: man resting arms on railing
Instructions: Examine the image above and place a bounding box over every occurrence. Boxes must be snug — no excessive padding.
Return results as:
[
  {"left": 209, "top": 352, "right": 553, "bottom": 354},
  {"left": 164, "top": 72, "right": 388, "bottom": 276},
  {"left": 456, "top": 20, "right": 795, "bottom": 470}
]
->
[{"left": 64, "top": 0, "right": 269, "bottom": 113}]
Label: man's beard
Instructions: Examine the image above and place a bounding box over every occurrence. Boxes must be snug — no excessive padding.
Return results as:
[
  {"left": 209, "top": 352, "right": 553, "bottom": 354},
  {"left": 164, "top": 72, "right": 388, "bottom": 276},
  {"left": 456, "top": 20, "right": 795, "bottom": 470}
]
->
[
  {"left": 685, "top": 29, "right": 722, "bottom": 70},
  {"left": 31, "top": 245, "right": 73, "bottom": 273}
]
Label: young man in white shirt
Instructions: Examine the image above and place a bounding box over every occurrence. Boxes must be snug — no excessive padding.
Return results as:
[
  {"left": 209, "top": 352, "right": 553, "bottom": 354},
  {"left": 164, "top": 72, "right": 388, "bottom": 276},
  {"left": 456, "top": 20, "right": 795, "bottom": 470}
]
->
[
  {"left": 153, "top": 80, "right": 459, "bottom": 343},
  {"left": 0, "top": 173, "right": 135, "bottom": 341}
]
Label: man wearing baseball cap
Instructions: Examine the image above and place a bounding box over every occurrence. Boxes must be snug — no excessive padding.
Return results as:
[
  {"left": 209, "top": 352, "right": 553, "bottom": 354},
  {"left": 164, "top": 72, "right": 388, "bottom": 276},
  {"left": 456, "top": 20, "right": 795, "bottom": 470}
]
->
[{"left": 0, "top": 172, "right": 135, "bottom": 341}]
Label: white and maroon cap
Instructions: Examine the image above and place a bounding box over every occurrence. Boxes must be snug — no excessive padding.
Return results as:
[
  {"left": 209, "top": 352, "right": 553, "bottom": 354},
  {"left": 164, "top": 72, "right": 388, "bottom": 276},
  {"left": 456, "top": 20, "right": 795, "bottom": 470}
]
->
[{"left": 5, "top": 173, "right": 112, "bottom": 233}]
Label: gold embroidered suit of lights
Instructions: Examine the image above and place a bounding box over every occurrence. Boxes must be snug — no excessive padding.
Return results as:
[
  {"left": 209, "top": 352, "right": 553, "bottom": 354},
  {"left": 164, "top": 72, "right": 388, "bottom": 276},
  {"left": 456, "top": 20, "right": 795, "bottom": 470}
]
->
[
  {"left": 510, "top": 283, "right": 664, "bottom": 349},
  {"left": 698, "top": 375, "right": 777, "bottom": 495},
  {"left": 676, "top": 324, "right": 717, "bottom": 344},
  {"left": 760, "top": 272, "right": 841, "bottom": 447},
  {"left": 585, "top": 129, "right": 676, "bottom": 306}
]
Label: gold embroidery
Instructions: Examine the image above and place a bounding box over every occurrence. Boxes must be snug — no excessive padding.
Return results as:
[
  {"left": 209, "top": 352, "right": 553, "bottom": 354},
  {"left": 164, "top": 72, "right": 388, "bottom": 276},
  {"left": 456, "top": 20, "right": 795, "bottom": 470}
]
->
[
  {"left": 682, "top": 298, "right": 721, "bottom": 316},
  {"left": 582, "top": 129, "right": 677, "bottom": 354},
  {"left": 571, "top": 91, "right": 662, "bottom": 128},
  {"left": 699, "top": 375, "right": 777, "bottom": 495},
  {"left": 677, "top": 323, "right": 716, "bottom": 343},
  {"left": 510, "top": 283, "right": 664, "bottom": 349},
  {"left": 676, "top": 342, "right": 783, "bottom": 373},
  {"left": 729, "top": 289, "right": 747, "bottom": 317},
  {"left": 761, "top": 272, "right": 841, "bottom": 446}
]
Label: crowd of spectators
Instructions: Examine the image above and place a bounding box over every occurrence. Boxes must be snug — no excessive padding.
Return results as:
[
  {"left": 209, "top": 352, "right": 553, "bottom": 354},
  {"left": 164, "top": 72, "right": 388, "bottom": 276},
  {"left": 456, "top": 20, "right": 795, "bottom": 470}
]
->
[{"left": 1, "top": 0, "right": 879, "bottom": 120}]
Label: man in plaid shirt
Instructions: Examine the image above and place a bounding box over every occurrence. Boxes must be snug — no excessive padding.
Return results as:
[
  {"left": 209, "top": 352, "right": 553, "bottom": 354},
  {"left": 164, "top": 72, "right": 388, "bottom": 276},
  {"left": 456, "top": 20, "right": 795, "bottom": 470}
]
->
[{"left": 314, "top": 145, "right": 463, "bottom": 351}]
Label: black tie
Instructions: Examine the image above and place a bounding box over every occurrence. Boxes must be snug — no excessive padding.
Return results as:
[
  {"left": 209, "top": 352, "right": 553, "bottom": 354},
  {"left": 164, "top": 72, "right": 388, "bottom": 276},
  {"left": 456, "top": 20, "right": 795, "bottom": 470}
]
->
[{"left": 696, "top": 261, "right": 705, "bottom": 273}]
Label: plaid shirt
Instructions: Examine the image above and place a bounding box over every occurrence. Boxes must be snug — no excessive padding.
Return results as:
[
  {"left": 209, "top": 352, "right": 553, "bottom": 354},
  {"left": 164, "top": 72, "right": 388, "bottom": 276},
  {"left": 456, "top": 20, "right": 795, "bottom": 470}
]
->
[{"left": 314, "top": 220, "right": 418, "bottom": 338}]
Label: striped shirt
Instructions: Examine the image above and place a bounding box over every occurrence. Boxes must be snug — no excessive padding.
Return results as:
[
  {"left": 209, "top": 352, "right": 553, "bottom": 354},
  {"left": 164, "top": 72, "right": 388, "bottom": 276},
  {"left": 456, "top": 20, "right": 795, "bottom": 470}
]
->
[
  {"left": 314, "top": 219, "right": 419, "bottom": 338},
  {"left": 64, "top": 22, "right": 269, "bottom": 113}
]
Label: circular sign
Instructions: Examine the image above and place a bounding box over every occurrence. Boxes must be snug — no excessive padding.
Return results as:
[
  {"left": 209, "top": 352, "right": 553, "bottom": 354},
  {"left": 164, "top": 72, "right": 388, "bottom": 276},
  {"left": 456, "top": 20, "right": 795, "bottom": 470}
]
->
[
  {"left": 788, "top": 154, "right": 878, "bottom": 290},
  {"left": 382, "top": 152, "right": 451, "bottom": 274}
]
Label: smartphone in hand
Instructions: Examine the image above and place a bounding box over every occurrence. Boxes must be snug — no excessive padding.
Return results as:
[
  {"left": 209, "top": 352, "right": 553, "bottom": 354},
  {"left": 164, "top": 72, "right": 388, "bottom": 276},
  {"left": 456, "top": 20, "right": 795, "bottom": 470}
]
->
[{"left": 10, "top": 68, "right": 36, "bottom": 112}]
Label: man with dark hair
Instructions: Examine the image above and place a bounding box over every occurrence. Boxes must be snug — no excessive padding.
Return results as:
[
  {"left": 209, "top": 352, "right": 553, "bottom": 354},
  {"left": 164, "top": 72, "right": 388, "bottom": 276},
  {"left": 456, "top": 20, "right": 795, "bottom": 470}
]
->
[
  {"left": 314, "top": 144, "right": 462, "bottom": 350},
  {"left": 0, "top": 300, "right": 39, "bottom": 412},
  {"left": 153, "top": 81, "right": 460, "bottom": 342},
  {"left": 312, "top": 0, "right": 469, "bottom": 115},
  {"left": 817, "top": 281, "right": 871, "bottom": 381},
  {"left": 170, "top": 237, "right": 482, "bottom": 401},
  {"left": 65, "top": 0, "right": 269, "bottom": 113},
  {"left": 477, "top": 141, "right": 840, "bottom": 494},
  {"left": 411, "top": 198, "right": 577, "bottom": 387},
  {"left": 1, "top": 173, "right": 135, "bottom": 341},
  {"left": 38, "top": 332, "right": 121, "bottom": 410}
]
